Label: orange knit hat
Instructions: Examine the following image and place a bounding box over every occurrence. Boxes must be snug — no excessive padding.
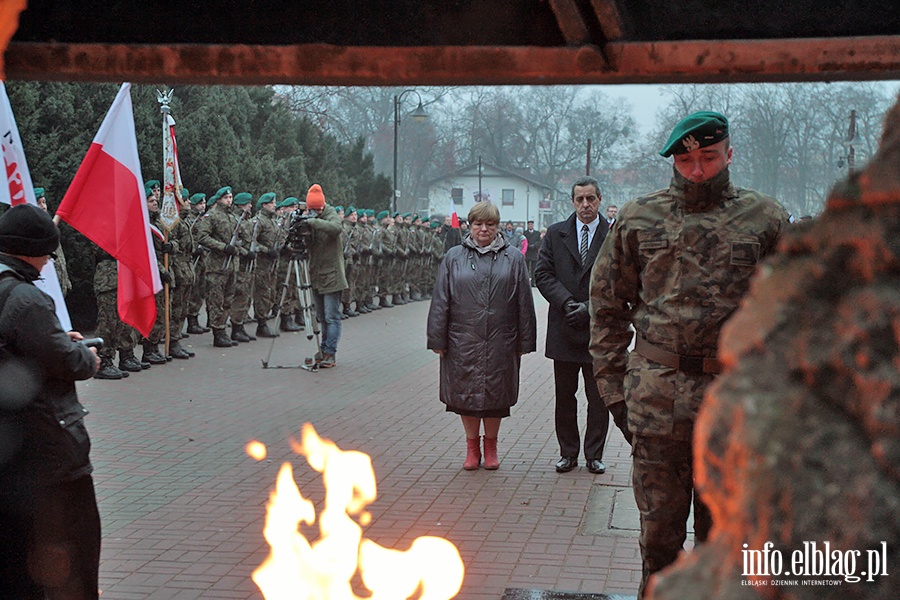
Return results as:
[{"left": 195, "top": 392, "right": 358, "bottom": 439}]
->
[{"left": 306, "top": 184, "right": 326, "bottom": 210}]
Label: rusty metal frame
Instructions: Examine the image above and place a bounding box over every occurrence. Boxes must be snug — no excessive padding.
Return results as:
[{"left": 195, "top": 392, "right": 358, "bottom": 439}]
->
[{"left": 5, "top": 36, "right": 899, "bottom": 85}]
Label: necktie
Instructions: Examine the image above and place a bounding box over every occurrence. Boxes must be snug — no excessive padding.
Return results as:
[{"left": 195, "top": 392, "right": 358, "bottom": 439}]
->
[{"left": 580, "top": 223, "right": 589, "bottom": 266}]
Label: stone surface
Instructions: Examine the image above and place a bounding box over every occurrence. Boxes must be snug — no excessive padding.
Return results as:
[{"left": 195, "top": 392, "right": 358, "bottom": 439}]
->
[
  {"left": 503, "top": 590, "right": 636, "bottom": 600},
  {"left": 649, "top": 97, "right": 900, "bottom": 599}
]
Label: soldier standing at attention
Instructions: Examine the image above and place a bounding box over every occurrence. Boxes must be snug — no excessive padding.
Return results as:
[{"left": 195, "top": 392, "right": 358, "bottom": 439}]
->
[
  {"left": 144, "top": 182, "right": 179, "bottom": 363},
  {"left": 275, "top": 197, "right": 303, "bottom": 332},
  {"left": 374, "top": 210, "right": 394, "bottom": 308},
  {"left": 167, "top": 187, "right": 196, "bottom": 357},
  {"left": 589, "top": 112, "right": 789, "bottom": 598},
  {"left": 229, "top": 192, "right": 256, "bottom": 343},
  {"left": 184, "top": 193, "right": 210, "bottom": 335},
  {"left": 33, "top": 187, "right": 72, "bottom": 297},
  {"left": 251, "top": 193, "right": 281, "bottom": 338},
  {"left": 341, "top": 206, "right": 360, "bottom": 317},
  {"left": 196, "top": 186, "right": 241, "bottom": 348}
]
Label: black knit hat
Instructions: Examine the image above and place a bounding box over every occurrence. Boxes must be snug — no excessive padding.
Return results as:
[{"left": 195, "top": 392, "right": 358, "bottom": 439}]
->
[{"left": 0, "top": 204, "right": 60, "bottom": 257}]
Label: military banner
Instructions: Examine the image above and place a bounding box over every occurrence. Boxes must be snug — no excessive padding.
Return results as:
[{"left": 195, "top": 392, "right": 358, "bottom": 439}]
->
[{"left": 158, "top": 90, "right": 182, "bottom": 232}]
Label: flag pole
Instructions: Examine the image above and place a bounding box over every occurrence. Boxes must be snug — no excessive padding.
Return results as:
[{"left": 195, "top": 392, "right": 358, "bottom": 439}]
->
[{"left": 158, "top": 89, "right": 174, "bottom": 358}]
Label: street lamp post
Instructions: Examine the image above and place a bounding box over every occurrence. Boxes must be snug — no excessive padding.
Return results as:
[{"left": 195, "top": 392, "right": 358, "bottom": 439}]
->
[{"left": 392, "top": 90, "right": 428, "bottom": 214}]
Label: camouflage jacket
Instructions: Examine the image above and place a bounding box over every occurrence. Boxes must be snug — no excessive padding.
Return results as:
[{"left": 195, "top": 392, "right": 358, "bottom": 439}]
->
[
  {"left": 253, "top": 210, "right": 279, "bottom": 267},
  {"left": 341, "top": 220, "right": 358, "bottom": 265},
  {"left": 357, "top": 222, "right": 375, "bottom": 263},
  {"left": 196, "top": 202, "right": 241, "bottom": 272},
  {"left": 589, "top": 169, "right": 789, "bottom": 438},
  {"left": 392, "top": 224, "right": 409, "bottom": 258}
]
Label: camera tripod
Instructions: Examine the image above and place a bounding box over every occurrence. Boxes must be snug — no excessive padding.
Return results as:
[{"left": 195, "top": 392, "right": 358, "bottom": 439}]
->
[{"left": 261, "top": 251, "right": 322, "bottom": 370}]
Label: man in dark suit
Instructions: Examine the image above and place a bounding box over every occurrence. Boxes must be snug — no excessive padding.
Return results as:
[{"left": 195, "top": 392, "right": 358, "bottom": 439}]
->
[
  {"left": 523, "top": 220, "right": 542, "bottom": 286},
  {"left": 535, "top": 176, "right": 630, "bottom": 474}
]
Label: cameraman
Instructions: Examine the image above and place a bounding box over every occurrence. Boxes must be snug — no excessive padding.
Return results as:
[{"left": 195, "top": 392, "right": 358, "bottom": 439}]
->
[
  {"left": 301, "top": 184, "right": 348, "bottom": 368},
  {"left": 0, "top": 204, "right": 101, "bottom": 598}
]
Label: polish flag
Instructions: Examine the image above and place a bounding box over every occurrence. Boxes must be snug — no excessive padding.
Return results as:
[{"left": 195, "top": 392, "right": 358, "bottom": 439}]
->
[
  {"left": 56, "top": 83, "right": 161, "bottom": 338},
  {"left": 448, "top": 197, "right": 459, "bottom": 228},
  {"left": 0, "top": 81, "right": 72, "bottom": 330}
]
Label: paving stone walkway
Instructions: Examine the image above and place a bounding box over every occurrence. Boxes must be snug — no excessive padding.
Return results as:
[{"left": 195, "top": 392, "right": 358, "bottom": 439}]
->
[{"left": 82, "top": 291, "right": 644, "bottom": 599}]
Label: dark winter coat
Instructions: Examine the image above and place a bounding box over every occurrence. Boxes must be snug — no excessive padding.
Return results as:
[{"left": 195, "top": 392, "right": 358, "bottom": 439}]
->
[
  {"left": 307, "top": 204, "right": 348, "bottom": 294},
  {"left": 535, "top": 213, "right": 608, "bottom": 363},
  {"left": 426, "top": 233, "right": 537, "bottom": 413},
  {"left": 0, "top": 255, "right": 98, "bottom": 490}
]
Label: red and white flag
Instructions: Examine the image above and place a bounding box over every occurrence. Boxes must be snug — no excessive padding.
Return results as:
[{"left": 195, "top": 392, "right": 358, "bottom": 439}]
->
[
  {"left": 56, "top": 83, "right": 161, "bottom": 338},
  {"left": 448, "top": 197, "right": 459, "bottom": 228},
  {"left": 0, "top": 81, "right": 72, "bottom": 330}
]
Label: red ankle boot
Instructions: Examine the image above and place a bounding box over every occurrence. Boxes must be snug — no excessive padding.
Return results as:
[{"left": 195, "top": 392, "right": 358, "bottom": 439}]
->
[
  {"left": 464, "top": 437, "right": 482, "bottom": 470},
  {"left": 483, "top": 437, "right": 499, "bottom": 470}
]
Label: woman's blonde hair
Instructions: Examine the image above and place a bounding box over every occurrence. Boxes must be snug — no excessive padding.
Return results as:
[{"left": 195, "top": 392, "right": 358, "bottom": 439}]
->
[{"left": 467, "top": 201, "right": 500, "bottom": 225}]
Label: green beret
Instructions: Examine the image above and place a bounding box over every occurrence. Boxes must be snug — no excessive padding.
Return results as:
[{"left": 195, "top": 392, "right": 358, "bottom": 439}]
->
[
  {"left": 144, "top": 179, "right": 160, "bottom": 190},
  {"left": 392, "top": 211, "right": 402, "bottom": 218},
  {"left": 180, "top": 187, "right": 189, "bottom": 199},
  {"left": 257, "top": 192, "right": 277, "bottom": 208},
  {"left": 401, "top": 212, "right": 412, "bottom": 219},
  {"left": 346, "top": 206, "right": 357, "bottom": 215},
  {"left": 214, "top": 186, "right": 232, "bottom": 200},
  {"left": 145, "top": 187, "right": 154, "bottom": 198},
  {"left": 33, "top": 187, "right": 45, "bottom": 199},
  {"left": 422, "top": 216, "right": 431, "bottom": 223},
  {"left": 233, "top": 192, "right": 253, "bottom": 206},
  {"left": 280, "top": 197, "right": 299, "bottom": 208},
  {"left": 206, "top": 195, "right": 218, "bottom": 208},
  {"left": 430, "top": 220, "right": 441, "bottom": 228},
  {"left": 376, "top": 210, "right": 390, "bottom": 220},
  {"left": 334, "top": 205, "right": 344, "bottom": 212},
  {"left": 189, "top": 193, "right": 206, "bottom": 205},
  {"left": 659, "top": 111, "right": 729, "bottom": 157},
  {"left": 411, "top": 214, "right": 421, "bottom": 222}
]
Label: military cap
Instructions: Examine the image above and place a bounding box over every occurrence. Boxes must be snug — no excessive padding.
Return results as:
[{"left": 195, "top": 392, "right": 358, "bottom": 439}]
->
[
  {"left": 402, "top": 212, "right": 412, "bottom": 219},
  {"left": 33, "top": 187, "right": 45, "bottom": 199},
  {"left": 392, "top": 211, "right": 402, "bottom": 218},
  {"left": 233, "top": 192, "right": 253, "bottom": 206},
  {"left": 180, "top": 187, "right": 189, "bottom": 199},
  {"left": 206, "top": 195, "right": 218, "bottom": 208},
  {"left": 377, "top": 210, "right": 390, "bottom": 221},
  {"left": 144, "top": 179, "right": 161, "bottom": 190},
  {"left": 145, "top": 186, "right": 155, "bottom": 198},
  {"left": 189, "top": 193, "right": 207, "bottom": 205},
  {"left": 422, "top": 216, "right": 431, "bottom": 223},
  {"left": 411, "top": 214, "right": 421, "bottom": 222},
  {"left": 257, "top": 192, "right": 277, "bottom": 208},
  {"left": 659, "top": 111, "right": 729, "bottom": 157},
  {"left": 346, "top": 206, "right": 357, "bottom": 215},
  {"left": 213, "top": 186, "right": 232, "bottom": 201},
  {"left": 280, "top": 197, "right": 299, "bottom": 208},
  {"left": 334, "top": 205, "right": 344, "bottom": 213},
  {"left": 429, "top": 220, "right": 441, "bottom": 228}
]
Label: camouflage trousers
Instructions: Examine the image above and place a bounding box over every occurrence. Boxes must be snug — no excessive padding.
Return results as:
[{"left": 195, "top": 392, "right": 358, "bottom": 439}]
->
[
  {"left": 148, "top": 287, "right": 168, "bottom": 344},
  {"left": 94, "top": 289, "right": 136, "bottom": 360},
  {"left": 250, "top": 259, "right": 277, "bottom": 321},
  {"left": 171, "top": 278, "right": 193, "bottom": 337},
  {"left": 187, "top": 260, "right": 206, "bottom": 316},
  {"left": 230, "top": 264, "right": 254, "bottom": 325},
  {"left": 632, "top": 435, "right": 712, "bottom": 598},
  {"left": 341, "top": 263, "right": 356, "bottom": 307},
  {"left": 204, "top": 266, "right": 237, "bottom": 331},
  {"left": 355, "top": 258, "right": 373, "bottom": 305}
]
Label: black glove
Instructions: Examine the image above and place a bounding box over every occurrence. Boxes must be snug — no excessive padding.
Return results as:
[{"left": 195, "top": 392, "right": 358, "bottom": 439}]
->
[
  {"left": 247, "top": 250, "right": 257, "bottom": 261},
  {"left": 191, "top": 246, "right": 205, "bottom": 259},
  {"left": 160, "top": 270, "right": 173, "bottom": 285},
  {"left": 160, "top": 241, "right": 174, "bottom": 254},
  {"left": 564, "top": 300, "right": 590, "bottom": 328},
  {"left": 224, "top": 244, "right": 239, "bottom": 256}
]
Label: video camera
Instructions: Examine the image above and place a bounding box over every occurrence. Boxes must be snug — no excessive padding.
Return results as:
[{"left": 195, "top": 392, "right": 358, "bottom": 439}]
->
[{"left": 287, "top": 211, "right": 315, "bottom": 255}]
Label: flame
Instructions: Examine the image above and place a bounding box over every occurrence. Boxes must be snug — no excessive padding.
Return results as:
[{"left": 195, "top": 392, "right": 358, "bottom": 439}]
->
[
  {"left": 247, "top": 440, "right": 268, "bottom": 461},
  {"left": 253, "top": 424, "right": 465, "bottom": 600}
]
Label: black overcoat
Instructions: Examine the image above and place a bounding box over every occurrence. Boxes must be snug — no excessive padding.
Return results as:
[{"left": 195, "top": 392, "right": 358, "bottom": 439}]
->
[
  {"left": 426, "top": 235, "right": 537, "bottom": 412},
  {"left": 535, "top": 213, "right": 608, "bottom": 363}
]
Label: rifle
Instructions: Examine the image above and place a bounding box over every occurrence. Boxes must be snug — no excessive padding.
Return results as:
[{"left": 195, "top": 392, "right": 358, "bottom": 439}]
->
[
  {"left": 270, "top": 215, "right": 288, "bottom": 274},
  {"left": 246, "top": 217, "right": 261, "bottom": 273},
  {"left": 191, "top": 244, "right": 207, "bottom": 270},
  {"left": 222, "top": 209, "right": 246, "bottom": 269}
]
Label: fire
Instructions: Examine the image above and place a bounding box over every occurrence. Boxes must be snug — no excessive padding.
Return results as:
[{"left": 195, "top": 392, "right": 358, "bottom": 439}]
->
[
  {"left": 247, "top": 440, "right": 268, "bottom": 461},
  {"left": 252, "top": 424, "right": 465, "bottom": 600}
]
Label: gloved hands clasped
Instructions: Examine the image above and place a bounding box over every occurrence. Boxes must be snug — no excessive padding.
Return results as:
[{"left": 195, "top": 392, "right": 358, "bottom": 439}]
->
[{"left": 564, "top": 299, "right": 590, "bottom": 328}]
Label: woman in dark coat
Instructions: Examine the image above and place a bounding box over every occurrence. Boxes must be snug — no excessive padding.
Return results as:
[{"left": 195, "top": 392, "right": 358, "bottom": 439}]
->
[{"left": 427, "top": 202, "right": 537, "bottom": 470}]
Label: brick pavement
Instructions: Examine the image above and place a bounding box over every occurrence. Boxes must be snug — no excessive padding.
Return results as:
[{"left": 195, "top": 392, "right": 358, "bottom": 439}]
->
[{"left": 81, "top": 291, "right": 644, "bottom": 599}]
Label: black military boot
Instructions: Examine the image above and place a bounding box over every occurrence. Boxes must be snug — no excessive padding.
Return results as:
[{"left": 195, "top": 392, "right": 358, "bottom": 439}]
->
[
  {"left": 231, "top": 324, "right": 251, "bottom": 343},
  {"left": 118, "top": 350, "right": 143, "bottom": 373},
  {"left": 256, "top": 318, "right": 279, "bottom": 338},
  {"left": 380, "top": 296, "right": 394, "bottom": 308},
  {"left": 213, "top": 328, "right": 234, "bottom": 347},
  {"left": 170, "top": 340, "right": 192, "bottom": 359},
  {"left": 141, "top": 341, "right": 167, "bottom": 365},
  {"left": 95, "top": 357, "right": 125, "bottom": 380},
  {"left": 244, "top": 323, "right": 257, "bottom": 341},
  {"left": 346, "top": 304, "right": 359, "bottom": 317},
  {"left": 294, "top": 311, "right": 306, "bottom": 330},
  {"left": 393, "top": 294, "right": 406, "bottom": 305},
  {"left": 365, "top": 299, "right": 379, "bottom": 311},
  {"left": 186, "top": 315, "right": 205, "bottom": 334},
  {"left": 280, "top": 314, "right": 301, "bottom": 332},
  {"left": 411, "top": 291, "right": 422, "bottom": 301}
]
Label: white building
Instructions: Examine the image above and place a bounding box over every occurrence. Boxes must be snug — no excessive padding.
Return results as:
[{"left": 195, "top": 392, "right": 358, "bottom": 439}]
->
[{"left": 424, "top": 162, "right": 567, "bottom": 229}]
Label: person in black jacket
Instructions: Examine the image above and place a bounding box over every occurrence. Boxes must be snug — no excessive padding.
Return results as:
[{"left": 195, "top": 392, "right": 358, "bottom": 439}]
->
[
  {"left": 0, "top": 204, "right": 101, "bottom": 599},
  {"left": 535, "top": 176, "right": 631, "bottom": 475},
  {"left": 523, "top": 220, "right": 542, "bottom": 286}
]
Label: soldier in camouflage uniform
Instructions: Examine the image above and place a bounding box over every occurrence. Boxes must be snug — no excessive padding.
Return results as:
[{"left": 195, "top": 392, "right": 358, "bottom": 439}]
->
[
  {"left": 34, "top": 187, "right": 72, "bottom": 297},
  {"left": 144, "top": 183, "right": 178, "bottom": 363},
  {"left": 373, "top": 210, "right": 393, "bottom": 308},
  {"left": 340, "top": 206, "right": 360, "bottom": 317},
  {"left": 353, "top": 209, "right": 374, "bottom": 313},
  {"left": 167, "top": 188, "right": 196, "bottom": 357},
  {"left": 229, "top": 192, "right": 256, "bottom": 342},
  {"left": 588, "top": 112, "right": 789, "bottom": 598},
  {"left": 250, "top": 193, "right": 280, "bottom": 338},
  {"left": 184, "top": 193, "right": 209, "bottom": 334},
  {"left": 428, "top": 219, "right": 444, "bottom": 293},
  {"left": 196, "top": 186, "right": 241, "bottom": 348},
  {"left": 92, "top": 248, "right": 144, "bottom": 379},
  {"left": 392, "top": 212, "right": 410, "bottom": 304}
]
